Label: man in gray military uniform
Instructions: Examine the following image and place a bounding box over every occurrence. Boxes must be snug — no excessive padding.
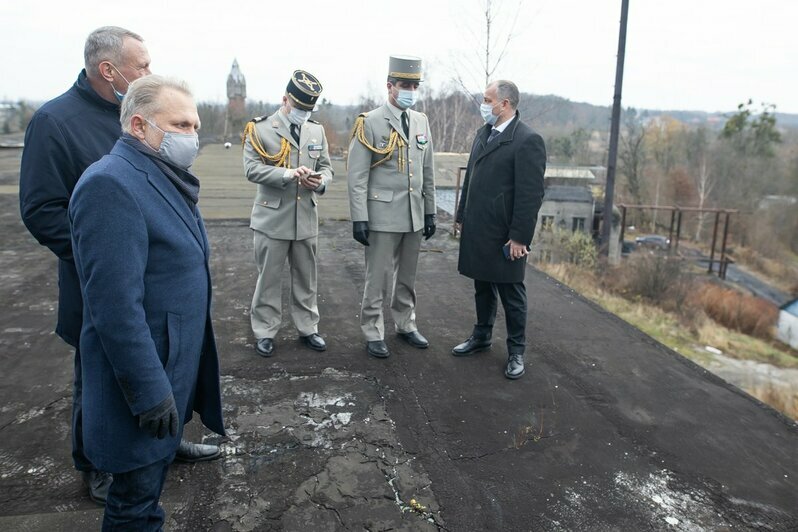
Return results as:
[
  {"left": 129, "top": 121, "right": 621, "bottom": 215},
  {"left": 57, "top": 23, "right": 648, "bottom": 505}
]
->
[
  {"left": 243, "top": 70, "right": 333, "bottom": 357},
  {"left": 347, "top": 55, "right": 436, "bottom": 358}
]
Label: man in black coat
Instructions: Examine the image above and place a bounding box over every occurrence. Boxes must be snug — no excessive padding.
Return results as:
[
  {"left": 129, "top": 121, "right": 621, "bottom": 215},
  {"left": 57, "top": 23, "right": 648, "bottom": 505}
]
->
[{"left": 453, "top": 80, "right": 546, "bottom": 379}]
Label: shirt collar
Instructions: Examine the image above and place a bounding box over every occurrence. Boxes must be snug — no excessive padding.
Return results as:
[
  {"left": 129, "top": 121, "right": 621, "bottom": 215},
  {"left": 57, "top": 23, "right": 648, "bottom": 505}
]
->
[
  {"left": 386, "top": 101, "right": 404, "bottom": 119},
  {"left": 492, "top": 114, "right": 515, "bottom": 134}
]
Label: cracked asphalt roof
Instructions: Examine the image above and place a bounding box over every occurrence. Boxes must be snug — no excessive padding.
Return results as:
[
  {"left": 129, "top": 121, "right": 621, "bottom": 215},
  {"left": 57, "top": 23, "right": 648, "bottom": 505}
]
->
[{"left": 0, "top": 144, "right": 796, "bottom": 530}]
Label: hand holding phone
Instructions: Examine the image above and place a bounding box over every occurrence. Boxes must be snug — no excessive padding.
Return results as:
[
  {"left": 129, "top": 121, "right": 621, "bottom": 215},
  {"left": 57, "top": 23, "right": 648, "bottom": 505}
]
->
[
  {"left": 503, "top": 242, "right": 531, "bottom": 260},
  {"left": 301, "top": 172, "right": 323, "bottom": 190}
]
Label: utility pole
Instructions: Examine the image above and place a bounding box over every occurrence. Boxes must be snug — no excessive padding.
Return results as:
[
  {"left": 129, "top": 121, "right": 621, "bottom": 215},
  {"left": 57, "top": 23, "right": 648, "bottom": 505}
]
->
[{"left": 601, "top": 0, "right": 630, "bottom": 257}]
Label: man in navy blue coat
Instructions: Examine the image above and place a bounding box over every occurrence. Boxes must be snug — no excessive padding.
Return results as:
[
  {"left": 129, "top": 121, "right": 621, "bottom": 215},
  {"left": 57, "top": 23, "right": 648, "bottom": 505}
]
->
[
  {"left": 19, "top": 26, "right": 220, "bottom": 504},
  {"left": 69, "top": 75, "right": 225, "bottom": 530}
]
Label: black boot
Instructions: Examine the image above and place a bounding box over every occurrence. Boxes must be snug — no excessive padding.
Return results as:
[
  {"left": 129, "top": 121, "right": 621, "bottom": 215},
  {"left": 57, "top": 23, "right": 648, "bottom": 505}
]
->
[{"left": 504, "top": 353, "right": 525, "bottom": 379}]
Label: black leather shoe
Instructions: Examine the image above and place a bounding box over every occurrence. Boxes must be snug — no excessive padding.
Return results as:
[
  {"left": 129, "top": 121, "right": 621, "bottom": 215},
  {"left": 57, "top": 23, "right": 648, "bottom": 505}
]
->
[
  {"left": 367, "top": 340, "right": 390, "bottom": 358},
  {"left": 300, "top": 333, "right": 327, "bottom": 351},
  {"left": 452, "top": 336, "right": 492, "bottom": 356},
  {"left": 83, "top": 470, "right": 112, "bottom": 505},
  {"left": 504, "top": 353, "right": 525, "bottom": 379},
  {"left": 397, "top": 330, "right": 429, "bottom": 349},
  {"left": 256, "top": 338, "right": 275, "bottom": 357},
  {"left": 174, "top": 439, "right": 222, "bottom": 463}
]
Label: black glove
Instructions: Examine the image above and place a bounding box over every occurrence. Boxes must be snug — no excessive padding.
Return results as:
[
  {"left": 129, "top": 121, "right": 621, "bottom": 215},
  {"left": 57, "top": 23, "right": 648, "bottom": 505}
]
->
[
  {"left": 353, "top": 221, "right": 370, "bottom": 246},
  {"left": 422, "top": 214, "right": 436, "bottom": 240},
  {"left": 138, "top": 394, "right": 179, "bottom": 439}
]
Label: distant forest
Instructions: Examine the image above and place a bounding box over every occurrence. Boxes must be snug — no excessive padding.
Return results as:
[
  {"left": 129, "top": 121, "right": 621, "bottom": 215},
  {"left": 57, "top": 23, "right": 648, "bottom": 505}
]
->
[
  {"left": 5, "top": 87, "right": 796, "bottom": 263},
  {"left": 193, "top": 91, "right": 798, "bottom": 263}
]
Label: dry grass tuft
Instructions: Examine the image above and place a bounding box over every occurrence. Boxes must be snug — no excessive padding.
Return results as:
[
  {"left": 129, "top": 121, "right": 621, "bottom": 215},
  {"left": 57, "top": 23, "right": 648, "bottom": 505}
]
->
[{"left": 697, "top": 284, "right": 778, "bottom": 340}]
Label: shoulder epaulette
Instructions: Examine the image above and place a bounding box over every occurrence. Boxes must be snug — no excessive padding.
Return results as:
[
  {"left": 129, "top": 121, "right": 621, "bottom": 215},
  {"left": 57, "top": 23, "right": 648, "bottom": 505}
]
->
[
  {"left": 250, "top": 115, "right": 266, "bottom": 123},
  {"left": 308, "top": 119, "right": 320, "bottom": 124}
]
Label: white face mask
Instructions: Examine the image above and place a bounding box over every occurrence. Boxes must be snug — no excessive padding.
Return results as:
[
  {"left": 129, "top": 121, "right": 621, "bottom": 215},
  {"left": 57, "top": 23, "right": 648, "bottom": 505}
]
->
[
  {"left": 480, "top": 102, "right": 500, "bottom": 125},
  {"left": 287, "top": 106, "right": 311, "bottom": 125}
]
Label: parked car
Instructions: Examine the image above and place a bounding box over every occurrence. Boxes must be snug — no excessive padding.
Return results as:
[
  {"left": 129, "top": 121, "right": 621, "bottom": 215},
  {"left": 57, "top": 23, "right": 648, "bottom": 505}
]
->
[{"left": 635, "top": 235, "right": 670, "bottom": 250}]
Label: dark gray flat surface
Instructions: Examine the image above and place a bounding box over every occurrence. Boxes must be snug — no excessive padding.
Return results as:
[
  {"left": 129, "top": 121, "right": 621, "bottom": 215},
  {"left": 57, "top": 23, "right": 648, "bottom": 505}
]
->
[{"left": 1, "top": 195, "right": 796, "bottom": 531}]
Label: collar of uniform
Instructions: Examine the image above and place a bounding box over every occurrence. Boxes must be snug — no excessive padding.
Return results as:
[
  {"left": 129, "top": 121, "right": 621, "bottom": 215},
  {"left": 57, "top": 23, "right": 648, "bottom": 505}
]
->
[
  {"left": 386, "top": 101, "right": 405, "bottom": 119},
  {"left": 493, "top": 114, "right": 515, "bottom": 134}
]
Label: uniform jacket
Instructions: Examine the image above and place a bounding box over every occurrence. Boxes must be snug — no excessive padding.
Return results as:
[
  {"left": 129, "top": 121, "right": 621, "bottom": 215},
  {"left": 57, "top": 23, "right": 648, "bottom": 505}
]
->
[
  {"left": 347, "top": 102, "right": 436, "bottom": 233},
  {"left": 456, "top": 112, "right": 546, "bottom": 283},
  {"left": 19, "top": 70, "right": 122, "bottom": 347},
  {"left": 243, "top": 111, "right": 333, "bottom": 241},
  {"left": 69, "top": 140, "right": 225, "bottom": 473}
]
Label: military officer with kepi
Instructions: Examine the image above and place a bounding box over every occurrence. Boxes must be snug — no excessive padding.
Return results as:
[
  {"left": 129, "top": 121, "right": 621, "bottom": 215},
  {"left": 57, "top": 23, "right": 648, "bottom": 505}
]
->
[
  {"left": 243, "top": 70, "right": 333, "bottom": 357},
  {"left": 347, "top": 55, "right": 436, "bottom": 359}
]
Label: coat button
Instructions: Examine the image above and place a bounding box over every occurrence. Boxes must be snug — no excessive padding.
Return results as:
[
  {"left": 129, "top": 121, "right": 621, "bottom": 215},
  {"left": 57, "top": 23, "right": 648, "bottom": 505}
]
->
[
  {"left": 409, "top": 173, "right": 414, "bottom": 177},
  {"left": 297, "top": 196, "right": 301, "bottom": 200},
  {"left": 409, "top": 187, "right": 414, "bottom": 191}
]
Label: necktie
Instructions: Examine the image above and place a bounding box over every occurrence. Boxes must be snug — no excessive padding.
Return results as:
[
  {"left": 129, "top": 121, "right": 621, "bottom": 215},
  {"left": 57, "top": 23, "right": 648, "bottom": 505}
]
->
[
  {"left": 290, "top": 124, "right": 300, "bottom": 145},
  {"left": 401, "top": 111, "right": 409, "bottom": 138},
  {"left": 487, "top": 128, "right": 500, "bottom": 143}
]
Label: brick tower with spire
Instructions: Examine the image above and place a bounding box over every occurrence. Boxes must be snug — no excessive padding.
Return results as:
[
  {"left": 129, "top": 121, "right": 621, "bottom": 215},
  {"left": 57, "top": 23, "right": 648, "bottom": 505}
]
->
[{"left": 225, "top": 59, "right": 247, "bottom": 141}]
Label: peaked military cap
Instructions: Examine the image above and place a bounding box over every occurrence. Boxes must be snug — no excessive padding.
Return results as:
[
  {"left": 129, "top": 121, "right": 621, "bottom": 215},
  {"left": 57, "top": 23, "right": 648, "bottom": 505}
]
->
[
  {"left": 287, "top": 70, "right": 323, "bottom": 111},
  {"left": 388, "top": 55, "right": 424, "bottom": 83}
]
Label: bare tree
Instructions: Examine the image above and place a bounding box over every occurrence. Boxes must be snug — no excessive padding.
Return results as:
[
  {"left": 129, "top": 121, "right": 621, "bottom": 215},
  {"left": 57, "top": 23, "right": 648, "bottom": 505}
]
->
[
  {"left": 693, "top": 156, "right": 714, "bottom": 241},
  {"left": 450, "top": 0, "right": 527, "bottom": 101},
  {"left": 618, "top": 108, "right": 646, "bottom": 204},
  {"left": 481, "top": 0, "right": 524, "bottom": 87}
]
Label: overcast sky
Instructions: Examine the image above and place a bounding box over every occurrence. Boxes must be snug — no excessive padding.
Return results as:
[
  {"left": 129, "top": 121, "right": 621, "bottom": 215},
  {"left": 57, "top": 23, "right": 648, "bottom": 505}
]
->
[{"left": 2, "top": 0, "right": 796, "bottom": 114}]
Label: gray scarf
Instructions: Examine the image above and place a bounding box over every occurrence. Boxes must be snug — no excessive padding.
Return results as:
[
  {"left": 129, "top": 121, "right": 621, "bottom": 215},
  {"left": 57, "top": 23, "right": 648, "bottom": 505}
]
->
[{"left": 121, "top": 134, "right": 200, "bottom": 206}]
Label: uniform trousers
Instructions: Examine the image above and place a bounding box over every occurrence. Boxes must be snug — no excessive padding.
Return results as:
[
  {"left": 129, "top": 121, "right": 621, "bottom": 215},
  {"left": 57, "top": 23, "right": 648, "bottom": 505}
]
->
[
  {"left": 251, "top": 230, "right": 319, "bottom": 338},
  {"left": 361, "top": 230, "right": 422, "bottom": 341},
  {"left": 472, "top": 279, "right": 527, "bottom": 354}
]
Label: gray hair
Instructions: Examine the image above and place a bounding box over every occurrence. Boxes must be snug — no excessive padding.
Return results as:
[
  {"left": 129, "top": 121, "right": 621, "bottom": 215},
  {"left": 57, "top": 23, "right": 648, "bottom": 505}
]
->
[
  {"left": 493, "top": 79, "right": 520, "bottom": 109},
  {"left": 120, "top": 75, "right": 193, "bottom": 134},
  {"left": 84, "top": 26, "right": 144, "bottom": 77}
]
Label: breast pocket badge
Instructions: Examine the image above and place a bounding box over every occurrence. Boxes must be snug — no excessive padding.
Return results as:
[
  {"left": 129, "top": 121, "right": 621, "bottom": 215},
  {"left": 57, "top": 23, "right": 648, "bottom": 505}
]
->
[
  {"left": 416, "top": 134, "right": 428, "bottom": 149},
  {"left": 308, "top": 140, "right": 322, "bottom": 159},
  {"left": 378, "top": 135, "right": 389, "bottom": 149}
]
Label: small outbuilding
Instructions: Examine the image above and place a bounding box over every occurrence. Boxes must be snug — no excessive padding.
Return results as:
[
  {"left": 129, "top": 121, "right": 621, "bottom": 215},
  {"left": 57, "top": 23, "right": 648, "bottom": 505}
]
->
[{"left": 776, "top": 298, "right": 798, "bottom": 350}]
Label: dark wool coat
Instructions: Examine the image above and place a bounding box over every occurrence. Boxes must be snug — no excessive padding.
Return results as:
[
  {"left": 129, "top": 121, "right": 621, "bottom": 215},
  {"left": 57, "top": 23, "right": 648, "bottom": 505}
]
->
[
  {"left": 19, "top": 70, "right": 122, "bottom": 347},
  {"left": 69, "top": 141, "right": 225, "bottom": 473},
  {"left": 456, "top": 112, "right": 546, "bottom": 283}
]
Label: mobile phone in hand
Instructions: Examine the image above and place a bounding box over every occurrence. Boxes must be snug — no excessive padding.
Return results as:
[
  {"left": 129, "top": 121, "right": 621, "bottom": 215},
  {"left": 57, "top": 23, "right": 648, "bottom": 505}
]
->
[{"left": 502, "top": 243, "right": 531, "bottom": 260}]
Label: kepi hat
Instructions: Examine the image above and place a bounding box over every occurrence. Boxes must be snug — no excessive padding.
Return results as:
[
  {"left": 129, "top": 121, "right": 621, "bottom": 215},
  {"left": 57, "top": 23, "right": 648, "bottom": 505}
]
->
[
  {"left": 388, "top": 55, "right": 423, "bottom": 83},
  {"left": 286, "top": 70, "right": 323, "bottom": 111}
]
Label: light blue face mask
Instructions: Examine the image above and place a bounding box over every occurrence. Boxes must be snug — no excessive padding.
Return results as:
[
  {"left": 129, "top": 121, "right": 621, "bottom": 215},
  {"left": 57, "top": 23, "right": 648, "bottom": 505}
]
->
[
  {"left": 480, "top": 102, "right": 500, "bottom": 125},
  {"left": 287, "top": 106, "right": 312, "bottom": 126},
  {"left": 145, "top": 119, "right": 199, "bottom": 169},
  {"left": 108, "top": 63, "right": 131, "bottom": 103},
  {"left": 396, "top": 89, "right": 418, "bottom": 109}
]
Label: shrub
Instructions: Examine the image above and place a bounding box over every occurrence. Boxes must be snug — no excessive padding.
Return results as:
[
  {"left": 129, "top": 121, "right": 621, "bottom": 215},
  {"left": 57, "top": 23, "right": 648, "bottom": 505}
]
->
[
  {"left": 532, "top": 228, "right": 598, "bottom": 268},
  {"left": 619, "top": 254, "right": 683, "bottom": 302},
  {"left": 697, "top": 284, "right": 778, "bottom": 340}
]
